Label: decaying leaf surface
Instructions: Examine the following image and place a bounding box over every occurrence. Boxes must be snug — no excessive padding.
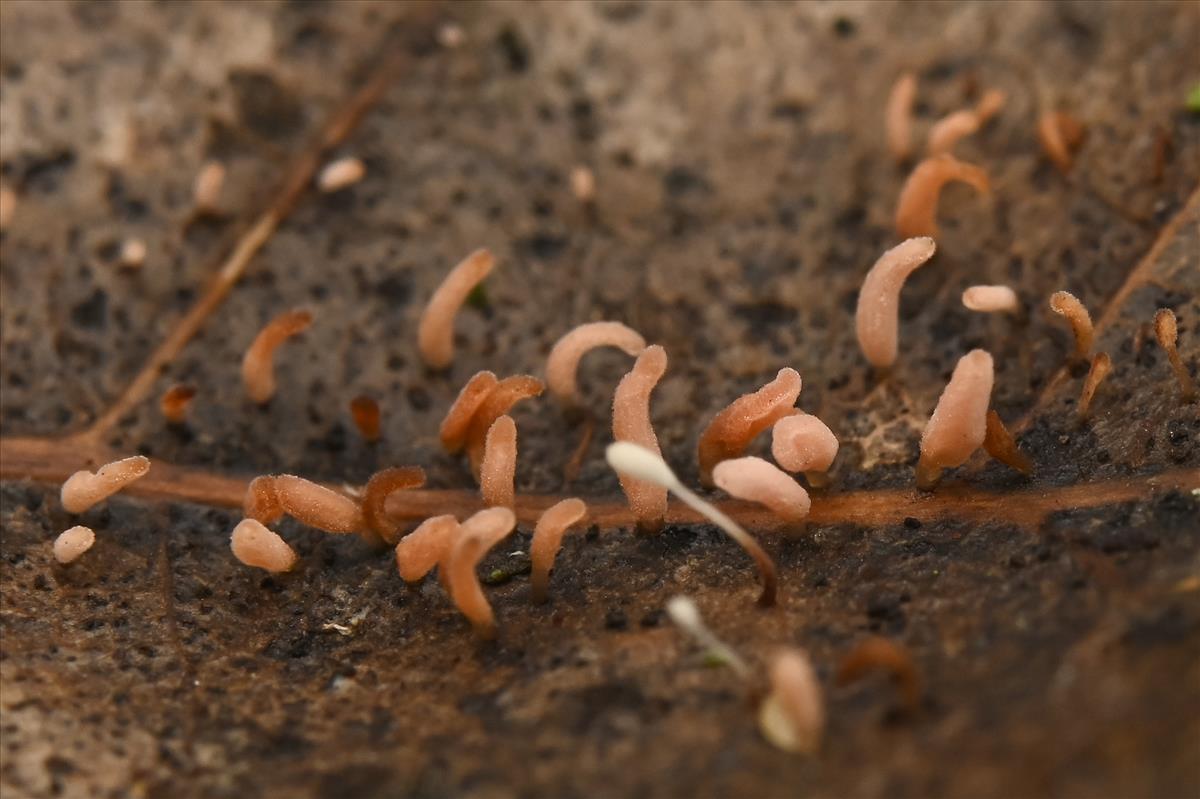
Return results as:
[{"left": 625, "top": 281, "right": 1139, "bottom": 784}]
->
[{"left": 1, "top": 2, "right": 1198, "bottom": 798}]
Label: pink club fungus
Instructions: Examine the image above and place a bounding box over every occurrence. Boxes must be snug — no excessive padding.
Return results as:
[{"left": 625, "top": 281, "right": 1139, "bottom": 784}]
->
[
  {"left": 916, "top": 349, "right": 994, "bottom": 490},
  {"left": 480, "top": 415, "right": 517, "bottom": 509},
  {"left": 926, "top": 89, "right": 1006, "bottom": 156},
  {"left": 612, "top": 345, "right": 670, "bottom": 531},
  {"left": 758, "top": 648, "right": 824, "bottom": 755},
  {"left": 771, "top": 413, "right": 839, "bottom": 487},
  {"left": 885, "top": 72, "right": 917, "bottom": 163},
  {"left": 362, "top": 466, "right": 427, "bottom": 545},
  {"left": 230, "top": 518, "right": 297, "bottom": 573},
  {"left": 160, "top": 383, "right": 196, "bottom": 424},
  {"left": 962, "top": 285, "right": 1019, "bottom": 314},
  {"left": 712, "top": 457, "right": 811, "bottom": 525},
  {"left": 464, "top": 375, "right": 544, "bottom": 475},
  {"left": 529, "top": 498, "right": 588, "bottom": 603},
  {"left": 983, "top": 410, "right": 1033, "bottom": 475},
  {"left": 854, "top": 237, "right": 938, "bottom": 369},
  {"left": 440, "top": 370, "right": 500, "bottom": 453},
  {"left": 570, "top": 165, "right": 596, "bottom": 203},
  {"left": 241, "top": 308, "right": 314, "bottom": 405},
  {"left": 697, "top": 367, "right": 802, "bottom": 486},
  {"left": 316, "top": 156, "right": 365, "bottom": 193},
  {"left": 1049, "top": 290, "right": 1094, "bottom": 359},
  {"left": 894, "top": 153, "right": 990, "bottom": 238},
  {"left": 53, "top": 526, "right": 95, "bottom": 565},
  {"left": 193, "top": 160, "right": 226, "bottom": 214},
  {"left": 395, "top": 515, "right": 460, "bottom": 584},
  {"left": 61, "top": 455, "right": 151, "bottom": 514},
  {"left": 1078, "top": 352, "right": 1112, "bottom": 421},
  {"left": 1038, "top": 111, "right": 1086, "bottom": 173},
  {"left": 606, "top": 442, "right": 778, "bottom": 606},
  {"left": 446, "top": 507, "right": 517, "bottom": 639},
  {"left": 836, "top": 636, "right": 921, "bottom": 712},
  {"left": 545, "top": 321, "right": 646, "bottom": 406},
  {"left": 1154, "top": 308, "right": 1196, "bottom": 401},
  {"left": 273, "top": 474, "right": 364, "bottom": 534},
  {"left": 244, "top": 475, "right": 283, "bottom": 524},
  {"left": 417, "top": 248, "right": 495, "bottom": 370},
  {"left": 349, "top": 395, "right": 382, "bottom": 442},
  {"left": 118, "top": 238, "right": 147, "bottom": 270}
]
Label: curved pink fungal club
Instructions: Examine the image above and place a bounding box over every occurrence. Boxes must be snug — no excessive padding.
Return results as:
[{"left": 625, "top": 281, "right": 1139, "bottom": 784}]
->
[
  {"left": 529, "top": 498, "right": 588, "bottom": 604},
  {"left": 697, "top": 367, "right": 802, "bottom": 487},
  {"left": 545, "top": 321, "right": 646, "bottom": 406},
  {"left": 54, "top": 526, "right": 95, "bottom": 564},
  {"left": 1049, "top": 290, "right": 1094, "bottom": 359},
  {"left": 395, "top": 515, "right": 460, "bottom": 584},
  {"left": 962, "top": 285, "right": 1019, "bottom": 314},
  {"left": 612, "top": 345, "right": 670, "bottom": 531},
  {"left": 916, "top": 349, "right": 994, "bottom": 490},
  {"left": 273, "top": 474, "right": 364, "bottom": 534},
  {"left": 1155, "top": 308, "right": 1197, "bottom": 401},
  {"left": 1038, "top": 111, "right": 1085, "bottom": 174},
  {"left": 230, "top": 519, "right": 297, "bottom": 573},
  {"left": 480, "top": 415, "right": 517, "bottom": 508},
  {"left": 926, "top": 89, "right": 1006, "bottom": 156},
  {"left": 241, "top": 308, "right": 313, "bottom": 405},
  {"left": 712, "top": 457, "right": 811, "bottom": 525},
  {"left": 885, "top": 72, "right": 917, "bottom": 163},
  {"left": 417, "top": 248, "right": 495, "bottom": 370},
  {"left": 465, "top": 375, "right": 544, "bottom": 477},
  {"left": 771, "top": 414, "right": 839, "bottom": 487},
  {"left": 894, "top": 153, "right": 990, "bottom": 238},
  {"left": 439, "top": 370, "right": 499, "bottom": 453},
  {"left": 244, "top": 476, "right": 284, "bottom": 524},
  {"left": 855, "top": 237, "right": 937, "bottom": 369},
  {"left": 362, "top": 466, "right": 427, "bottom": 545},
  {"left": 61, "top": 455, "right": 151, "bottom": 514},
  {"left": 446, "top": 507, "right": 518, "bottom": 639},
  {"left": 759, "top": 647, "right": 825, "bottom": 755}
]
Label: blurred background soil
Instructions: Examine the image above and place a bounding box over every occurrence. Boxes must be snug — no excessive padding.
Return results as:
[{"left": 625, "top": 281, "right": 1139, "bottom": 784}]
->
[{"left": 1, "top": 2, "right": 1198, "bottom": 797}]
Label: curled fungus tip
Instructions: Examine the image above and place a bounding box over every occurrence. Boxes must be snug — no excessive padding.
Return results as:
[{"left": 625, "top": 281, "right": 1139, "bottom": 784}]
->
[
  {"left": 1154, "top": 308, "right": 1196, "bottom": 401},
  {"left": 418, "top": 248, "right": 495, "bottom": 370},
  {"left": 771, "top": 414, "right": 839, "bottom": 479},
  {"left": 395, "top": 515, "right": 460, "bottom": 584},
  {"left": 230, "top": 519, "right": 297, "bottom": 573},
  {"left": 546, "top": 321, "right": 646, "bottom": 406},
  {"left": 54, "top": 526, "right": 95, "bottom": 564},
  {"left": 855, "top": 238, "right": 938, "bottom": 369},
  {"left": 61, "top": 455, "right": 151, "bottom": 514},
  {"left": 465, "top": 375, "right": 544, "bottom": 476},
  {"left": 612, "top": 345, "right": 669, "bottom": 531},
  {"left": 446, "top": 507, "right": 517, "bottom": 639},
  {"left": 1049, "top": 291, "right": 1094, "bottom": 359},
  {"left": 916, "top": 349, "right": 994, "bottom": 490},
  {"left": 712, "top": 457, "right": 811, "bottom": 525},
  {"left": 440, "top": 371, "right": 500, "bottom": 454},
  {"left": 697, "top": 367, "right": 802, "bottom": 486},
  {"left": 241, "top": 308, "right": 313, "bottom": 405},
  {"left": 962, "top": 285, "right": 1019, "bottom": 314},
  {"left": 363, "top": 466, "right": 427, "bottom": 545},
  {"left": 895, "top": 154, "right": 989, "bottom": 238},
  {"left": 529, "top": 498, "right": 588, "bottom": 603}
]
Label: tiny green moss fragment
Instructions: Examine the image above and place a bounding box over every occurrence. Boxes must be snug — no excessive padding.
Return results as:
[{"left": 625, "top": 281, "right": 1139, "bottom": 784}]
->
[{"left": 1188, "top": 84, "right": 1200, "bottom": 114}]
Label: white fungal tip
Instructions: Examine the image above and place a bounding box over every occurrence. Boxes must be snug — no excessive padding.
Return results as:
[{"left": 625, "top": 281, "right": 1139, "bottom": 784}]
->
[
  {"left": 230, "top": 519, "right": 298, "bottom": 573},
  {"left": 606, "top": 441, "right": 679, "bottom": 489},
  {"left": 666, "top": 595, "right": 702, "bottom": 631},
  {"left": 317, "top": 156, "right": 366, "bottom": 193},
  {"left": 54, "top": 526, "right": 95, "bottom": 564}
]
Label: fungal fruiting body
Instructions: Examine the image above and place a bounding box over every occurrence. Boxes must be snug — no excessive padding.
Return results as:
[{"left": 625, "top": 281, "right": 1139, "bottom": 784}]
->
[
  {"left": 917, "top": 349, "right": 994, "bottom": 489},
  {"left": 53, "top": 526, "right": 95, "bottom": 564},
  {"left": 894, "top": 154, "right": 990, "bottom": 238},
  {"left": 61, "top": 455, "right": 151, "bottom": 514},
  {"left": 570, "top": 166, "right": 596, "bottom": 203},
  {"left": 612, "top": 345, "right": 670, "bottom": 531},
  {"left": 606, "top": 442, "right": 778, "bottom": 606},
  {"left": 697, "top": 367, "right": 802, "bottom": 486},
  {"left": 230, "top": 519, "right": 297, "bottom": 573},
  {"left": 983, "top": 410, "right": 1033, "bottom": 475},
  {"left": 317, "top": 156, "right": 365, "bottom": 193},
  {"left": 1154, "top": 308, "right": 1196, "bottom": 400},
  {"left": 529, "top": 498, "right": 588, "bottom": 603},
  {"left": 712, "top": 457, "right": 811, "bottom": 525},
  {"left": 362, "top": 466, "right": 427, "bottom": 545},
  {"left": 770, "top": 413, "right": 839, "bottom": 487},
  {"left": 885, "top": 72, "right": 917, "bottom": 163},
  {"left": 395, "top": 515, "right": 460, "bottom": 583},
  {"left": 480, "top": 415, "right": 517, "bottom": 508},
  {"left": 962, "top": 285, "right": 1019, "bottom": 314},
  {"left": 118, "top": 239, "right": 147, "bottom": 269},
  {"left": 160, "top": 383, "right": 197, "bottom": 424},
  {"left": 193, "top": 160, "right": 225, "bottom": 213},
  {"left": 1078, "top": 352, "right": 1112, "bottom": 420},
  {"left": 836, "top": 636, "right": 921, "bottom": 712},
  {"left": 349, "top": 395, "right": 381, "bottom": 442},
  {"left": 1049, "top": 290, "right": 1094, "bottom": 359},
  {"left": 545, "top": 321, "right": 646, "bottom": 406},
  {"left": 464, "top": 375, "right": 544, "bottom": 476},
  {"left": 417, "top": 248, "right": 495, "bottom": 370},
  {"left": 758, "top": 648, "right": 824, "bottom": 755},
  {"left": 241, "top": 308, "right": 314, "bottom": 405},
  {"left": 272, "top": 474, "right": 364, "bottom": 534},
  {"left": 854, "top": 237, "right": 938, "bottom": 369},
  {"left": 1038, "top": 111, "right": 1085, "bottom": 173},
  {"left": 665, "top": 595, "right": 750, "bottom": 678},
  {"left": 440, "top": 370, "right": 500, "bottom": 453},
  {"left": 926, "top": 89, "right": 1006, "bottom": 156},
  {"left": 244, "top": 475, "right": 284, "bottom": 524},
  {"left": 446, "top": 507, "right": 517, "bottom": 639}
]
